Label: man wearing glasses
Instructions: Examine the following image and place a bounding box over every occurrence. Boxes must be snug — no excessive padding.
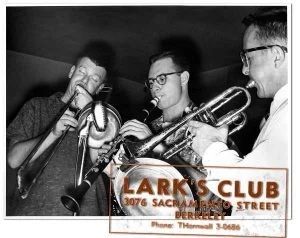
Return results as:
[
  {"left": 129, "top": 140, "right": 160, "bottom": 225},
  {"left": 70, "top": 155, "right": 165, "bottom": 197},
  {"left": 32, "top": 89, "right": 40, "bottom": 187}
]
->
[
  {"left": 120, "top": 51, "right": 202, "bottom": 166},
  {"left": 119, "top": 51, "right": 240, "bottom": 216},
  {"left": 187, "top": 7, "right": 288, "bottom": 215},
  {"left": 119, "top": 51, "right": 224, "bottom": 213}
]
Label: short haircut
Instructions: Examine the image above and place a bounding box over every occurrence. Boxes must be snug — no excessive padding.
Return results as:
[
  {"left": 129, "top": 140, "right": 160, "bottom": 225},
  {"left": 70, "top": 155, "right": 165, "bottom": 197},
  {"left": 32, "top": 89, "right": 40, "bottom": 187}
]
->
[
  {"left": 242, "top": 7, "right": 287, "bottom": 45},
  {"left": 76, "top": 51, "right": 109, "bottom": 70},
  {"left": 75, "top": 42, "right": 115, "bottom": 78},
  {"left": 149, "top": 51, "right": 191, "bottom": 72}
]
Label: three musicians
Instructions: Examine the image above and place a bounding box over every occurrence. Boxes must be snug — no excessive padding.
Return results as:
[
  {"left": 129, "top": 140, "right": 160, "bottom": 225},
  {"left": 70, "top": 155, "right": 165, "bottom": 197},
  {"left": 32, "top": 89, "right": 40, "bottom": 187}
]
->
[{"left": 7, "top": 6, "right": 288, "bottom": 217}]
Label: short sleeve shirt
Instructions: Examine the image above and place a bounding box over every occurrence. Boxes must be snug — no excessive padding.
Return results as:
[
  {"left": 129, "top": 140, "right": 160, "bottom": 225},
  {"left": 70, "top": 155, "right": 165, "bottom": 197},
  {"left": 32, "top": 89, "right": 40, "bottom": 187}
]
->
[{"left": 7, "top": 93, "right": 107, "bottom": 216}]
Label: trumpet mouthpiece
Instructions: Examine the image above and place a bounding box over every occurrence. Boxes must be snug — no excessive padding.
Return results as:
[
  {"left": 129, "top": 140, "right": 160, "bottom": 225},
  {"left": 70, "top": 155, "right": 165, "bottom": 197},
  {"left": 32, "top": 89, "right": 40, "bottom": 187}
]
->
[{"left": 246, "top": 80, "right": 255, "bottom": 89}]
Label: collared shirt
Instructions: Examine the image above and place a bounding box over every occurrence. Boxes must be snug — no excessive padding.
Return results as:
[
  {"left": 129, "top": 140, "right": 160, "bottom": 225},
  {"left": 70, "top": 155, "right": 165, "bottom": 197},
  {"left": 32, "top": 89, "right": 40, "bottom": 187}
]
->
[
  {"left": 150, "top": 101, "right": 202, "bottom": 166},
  {"left": 201, "top": 85, "right": 289, "bottom": 217},
  {"left": 7, "top": 93, "right": 107, "bottom": 216},
  {"left": 202, "top": 84, "right": 289, "bottom": 168}
]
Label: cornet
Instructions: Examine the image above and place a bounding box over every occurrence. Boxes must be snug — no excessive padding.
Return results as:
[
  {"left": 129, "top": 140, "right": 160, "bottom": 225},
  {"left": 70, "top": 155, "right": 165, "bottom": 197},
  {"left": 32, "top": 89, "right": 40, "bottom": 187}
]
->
[
  {"left": 123, "top": 84, "right": 253, "bottom": 160},
  {"left": 60, "top": 83, "right": 253, "bottom": 214},
  {"left": 162, "top": 82, "right": 255, "bottom": 160}
]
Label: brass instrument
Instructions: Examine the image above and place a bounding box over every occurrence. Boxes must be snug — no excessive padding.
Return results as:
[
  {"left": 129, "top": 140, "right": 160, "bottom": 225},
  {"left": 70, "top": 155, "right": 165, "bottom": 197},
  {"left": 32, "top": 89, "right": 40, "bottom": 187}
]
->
[
  {"left": 60, "top": 97, "right": 160, "bottom": 213},
  {"left": 75, "top": 102, "right": 106, "bottom": 187},
  {"left": 123, "top": 85, "right": 252, "bottom": 160},
  {"left": 162, "top": 82, "right": 254, "bottom": 160},
  {"left": 60, "top": 85, "right": 252, "bottom": 214},
  {"left": 17, "top": 86, "right": 82, "bottom": 199},
  {"left": 17, "top": 85, "right": 113, "bottom": 199},
  {"left": 113, "top": 157, "right": 196, "bottom": 216},
  {"left": 113, "top": 84, "right": 253, "bottom": 216}
]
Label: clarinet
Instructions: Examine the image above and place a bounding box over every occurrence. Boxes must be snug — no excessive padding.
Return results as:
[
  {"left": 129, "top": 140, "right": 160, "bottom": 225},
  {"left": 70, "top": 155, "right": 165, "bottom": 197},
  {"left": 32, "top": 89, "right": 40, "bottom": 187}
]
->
[
  {"left": 61, "top": 135, "right": 124, "bottom": 214},
  {"left": 60, "top": 97, "right": 160, "bottom": 214},
  {"left": 141, "top": 97, "right": 160, "bottom": 122}
]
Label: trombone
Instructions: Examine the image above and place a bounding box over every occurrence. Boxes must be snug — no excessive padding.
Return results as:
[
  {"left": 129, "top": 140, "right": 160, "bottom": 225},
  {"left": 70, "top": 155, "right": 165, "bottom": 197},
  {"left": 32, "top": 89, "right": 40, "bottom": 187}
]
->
[
  {"left": 60, "top": 83, "right": 253, "bottom": 214},
  {"left": 17, "top": 85, "right": 112, "bottom": 199}
]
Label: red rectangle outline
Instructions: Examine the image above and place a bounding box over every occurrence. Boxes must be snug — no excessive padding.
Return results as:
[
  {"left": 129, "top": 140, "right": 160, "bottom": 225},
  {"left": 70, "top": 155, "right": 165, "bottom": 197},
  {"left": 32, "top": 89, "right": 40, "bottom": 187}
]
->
[{"left": 108, "top": 163, "right": 288, "bottom": 238}]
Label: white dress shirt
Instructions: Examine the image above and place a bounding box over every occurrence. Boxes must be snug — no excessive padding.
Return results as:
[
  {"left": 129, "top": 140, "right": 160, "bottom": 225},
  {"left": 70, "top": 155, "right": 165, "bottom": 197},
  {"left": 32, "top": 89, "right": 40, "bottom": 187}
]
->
[
  {"left": 201, "top": 85, "right": 289, "bottom": 217},
  {"left": 203, "top": 84, "right": 289, "bottom": 168}
]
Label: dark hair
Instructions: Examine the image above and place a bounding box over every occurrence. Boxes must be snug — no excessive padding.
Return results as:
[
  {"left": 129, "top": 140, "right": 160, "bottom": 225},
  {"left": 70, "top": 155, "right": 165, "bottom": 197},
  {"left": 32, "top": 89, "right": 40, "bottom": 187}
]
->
[
  {"left": 75, "top": 41, "right": 115, "bottom": 73},
  {"left": 149, "top": 51, "right": 191, "bottom": 72},
  {"left": 242, "top": 7, "right": 287, "bottom": 45}
]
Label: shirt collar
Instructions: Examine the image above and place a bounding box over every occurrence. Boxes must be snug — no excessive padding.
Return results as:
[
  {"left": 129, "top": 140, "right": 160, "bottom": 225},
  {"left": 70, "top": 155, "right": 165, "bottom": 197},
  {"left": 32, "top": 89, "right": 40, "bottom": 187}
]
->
[
  {"left": 270, "top": 84, "right": 288, "bottom": 116},
  {"left": 151, "top": 101, "right": 195, "bottom": 130}
]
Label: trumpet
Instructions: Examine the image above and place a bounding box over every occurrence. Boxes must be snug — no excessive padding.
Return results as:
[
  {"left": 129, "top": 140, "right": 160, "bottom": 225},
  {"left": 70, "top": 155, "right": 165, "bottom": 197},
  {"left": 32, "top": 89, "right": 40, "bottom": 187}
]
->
[
  {"left": 60, "top": 84, "right": 252, "bottom": 213},
  {"left": 162, "top": 82, "right": 254, "bottom": 160},
  {"left": 123, "top": 85, "right": 252, "bottom": 160}
]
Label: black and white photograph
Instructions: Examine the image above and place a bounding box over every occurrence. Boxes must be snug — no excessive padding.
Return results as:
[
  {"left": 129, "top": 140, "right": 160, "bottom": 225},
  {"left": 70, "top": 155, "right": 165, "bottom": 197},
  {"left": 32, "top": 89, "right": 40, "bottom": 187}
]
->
[{"left": 3, "top": 2, "right": 297, "bottom": 238}]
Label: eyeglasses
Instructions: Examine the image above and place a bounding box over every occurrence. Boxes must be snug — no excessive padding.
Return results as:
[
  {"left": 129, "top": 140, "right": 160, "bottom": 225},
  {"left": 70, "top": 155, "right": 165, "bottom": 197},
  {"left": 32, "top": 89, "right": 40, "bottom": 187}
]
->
[
  {"left": 145, "top": 71, "right": 183, "bottom": 89},
  {"left": 240, "top": 45, "right": 288, "bottom": 67}
]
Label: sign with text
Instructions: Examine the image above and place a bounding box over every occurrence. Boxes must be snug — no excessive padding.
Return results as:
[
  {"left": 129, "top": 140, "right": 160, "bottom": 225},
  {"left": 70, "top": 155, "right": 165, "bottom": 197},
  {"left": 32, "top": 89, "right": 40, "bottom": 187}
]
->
[{"left": 109, "top": 163, "right": 287, "bottom": 237}]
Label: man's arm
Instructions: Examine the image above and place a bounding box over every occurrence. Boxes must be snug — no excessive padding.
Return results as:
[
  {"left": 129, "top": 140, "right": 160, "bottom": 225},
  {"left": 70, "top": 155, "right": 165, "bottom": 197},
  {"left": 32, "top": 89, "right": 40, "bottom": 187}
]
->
[
  {"left": 187, "top": 109, "right": 288, "bottom": 208},
  {"left": 190, "top": 103, "right": 288, "bottom": 168},
  {"left": 8, "top": 132, "right": 58, "bottom": 169},
  {"left": 7, "top": 109, "right": 78, "bottom": 169},
  {"left": 7, "top": 86, "right": 95, "bottom": 169},
  {"left": 119, "top": 119, "right": 168, "bottom": 154}
]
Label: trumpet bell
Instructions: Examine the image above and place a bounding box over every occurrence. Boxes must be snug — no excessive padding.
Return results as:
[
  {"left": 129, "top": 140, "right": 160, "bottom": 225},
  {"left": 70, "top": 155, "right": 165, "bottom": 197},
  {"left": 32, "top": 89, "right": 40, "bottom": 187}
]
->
[{"left": 77, "top": 102, "right": 122, "bottom": 149}]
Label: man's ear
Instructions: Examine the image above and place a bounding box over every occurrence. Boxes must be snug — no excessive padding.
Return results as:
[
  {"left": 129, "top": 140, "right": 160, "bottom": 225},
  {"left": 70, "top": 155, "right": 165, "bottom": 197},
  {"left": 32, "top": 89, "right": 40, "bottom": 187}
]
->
[
  {"left": 180, "top": 71, "right": 190, "bottom": 86},
  {"left": 272, "top": 46, "right": 286, "bottom": 68},
  {"left": 68, "top": 65, "right": 76, "bottom": 79}
]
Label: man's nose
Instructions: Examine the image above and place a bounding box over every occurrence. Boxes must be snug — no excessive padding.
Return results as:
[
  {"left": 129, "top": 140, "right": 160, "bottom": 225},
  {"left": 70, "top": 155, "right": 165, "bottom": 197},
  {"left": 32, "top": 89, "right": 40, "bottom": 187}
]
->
[
  {"left": 152, "top": 81, "right": 161, "bottom": 92},
  {"left": 242, "top": 64, "right": 249, "bottom": 76}
]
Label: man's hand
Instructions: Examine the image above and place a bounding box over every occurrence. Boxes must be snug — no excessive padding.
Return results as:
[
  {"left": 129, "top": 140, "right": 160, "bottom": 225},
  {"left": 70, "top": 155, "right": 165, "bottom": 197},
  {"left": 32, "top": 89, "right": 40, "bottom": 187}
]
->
[
  {"left": 74, "top": 85, "right": 93, "bottom": 110},
  {"left": 187, "top": 120, "right": 229, "bottom": 157},
  {"left": 97, "top": 143, "right": 113, "bottom": 155},
  {"left": 52, "top": 109, "right": 78, "bottom": 137},
  {"left": 119, "top": 119, "right": 153, "bottom": 140},
  {"left": 89, "top": 142, "right": 113, "bottom": 164}
]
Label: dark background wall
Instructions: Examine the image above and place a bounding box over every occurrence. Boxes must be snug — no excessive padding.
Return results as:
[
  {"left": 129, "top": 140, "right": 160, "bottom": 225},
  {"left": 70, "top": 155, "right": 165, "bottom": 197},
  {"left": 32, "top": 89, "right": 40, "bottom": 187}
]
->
[
  {"left": 6, "top": 6, "right": 272, "bottom": 201},
  {"left": 7, "top": 51, "right": 71, "bottom": 123},
  {"left": 6, "top": 50, "right": 148, "bottom": 199},
  {"left": 6, "top": 50, "right": 147, "bottom": 124},
  {"left": 6, "top": 49, "right": 271, "bottom": 200}
]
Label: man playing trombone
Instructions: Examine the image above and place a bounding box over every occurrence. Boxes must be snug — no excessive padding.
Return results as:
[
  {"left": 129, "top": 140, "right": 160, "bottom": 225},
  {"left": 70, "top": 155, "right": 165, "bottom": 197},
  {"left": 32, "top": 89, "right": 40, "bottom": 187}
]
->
[{"left": 7, "top": 46, "right": 110, "bottom": 216}]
